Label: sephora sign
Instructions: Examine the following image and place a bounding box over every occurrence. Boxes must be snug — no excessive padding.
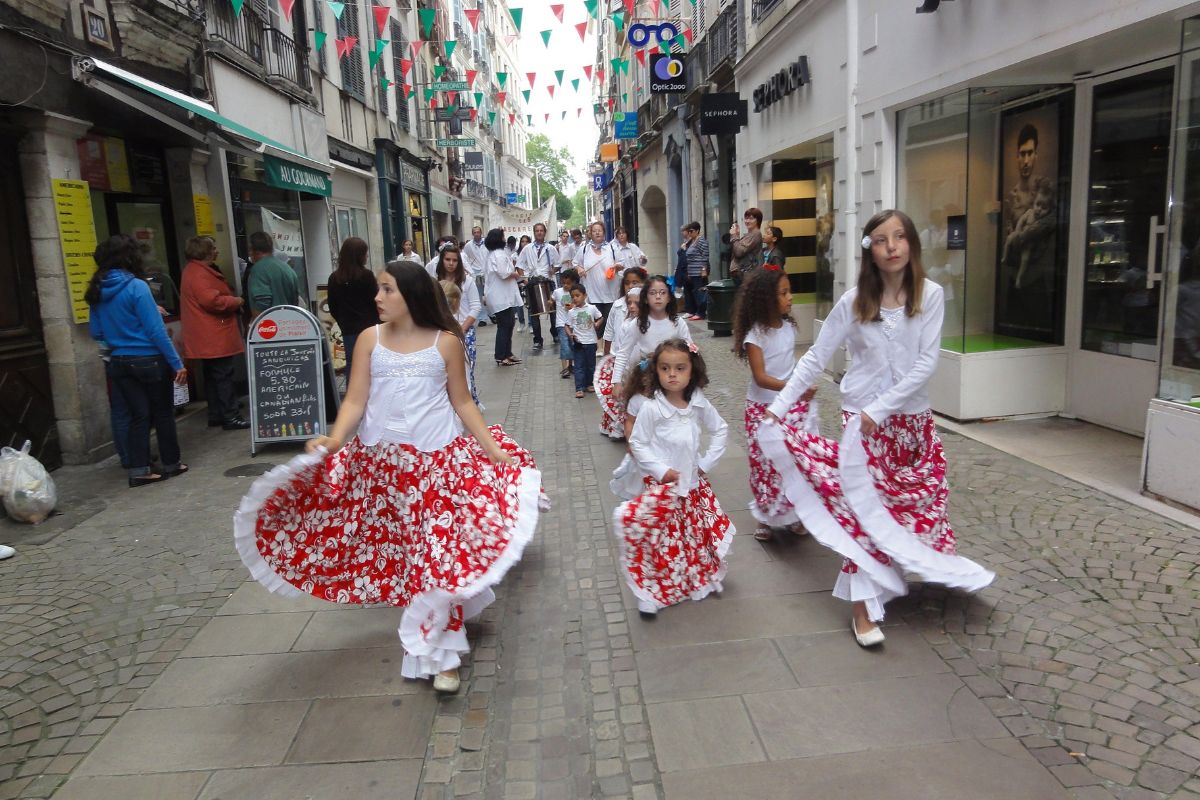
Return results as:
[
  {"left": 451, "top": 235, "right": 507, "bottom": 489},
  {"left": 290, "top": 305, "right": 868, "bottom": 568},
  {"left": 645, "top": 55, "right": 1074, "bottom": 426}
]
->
[{"left": 752, "top": 56, "right": 810, "bottom": 113}]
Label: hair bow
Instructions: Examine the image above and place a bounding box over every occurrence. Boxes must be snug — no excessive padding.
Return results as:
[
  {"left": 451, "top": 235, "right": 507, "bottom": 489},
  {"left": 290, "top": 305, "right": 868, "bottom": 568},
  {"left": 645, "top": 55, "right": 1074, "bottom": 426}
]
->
[{"left": 638, "top": 357, "right": 651, "bottom": 371}]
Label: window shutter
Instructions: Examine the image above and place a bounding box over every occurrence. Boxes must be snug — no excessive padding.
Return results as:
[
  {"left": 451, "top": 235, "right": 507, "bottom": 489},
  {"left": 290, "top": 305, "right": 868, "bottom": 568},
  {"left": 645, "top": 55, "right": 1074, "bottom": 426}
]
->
[{"left": 391, "top": 20, "right": 410, "bottom": 131}]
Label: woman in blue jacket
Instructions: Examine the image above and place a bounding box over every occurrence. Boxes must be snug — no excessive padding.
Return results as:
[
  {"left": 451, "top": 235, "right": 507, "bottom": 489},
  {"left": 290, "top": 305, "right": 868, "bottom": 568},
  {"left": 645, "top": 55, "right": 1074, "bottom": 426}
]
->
[{"left": 87, "top": 235, "right": 188, "bottom": 487}]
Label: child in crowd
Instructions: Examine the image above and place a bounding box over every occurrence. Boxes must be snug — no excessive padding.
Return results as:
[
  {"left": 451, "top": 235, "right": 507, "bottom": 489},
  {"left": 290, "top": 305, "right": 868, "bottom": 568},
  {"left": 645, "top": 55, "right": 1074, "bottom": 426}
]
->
[
  {"left": 565, "top": 283, "right": 603, "bottom": 399},
  {"left": 612, "top": 275, "right": 692, "bottom": 391},
  {"left": 614, "top": 338, "right": 734, "bottom": 617},
  {"left": 732, "top": 269, "right": 817, "bottom": 541},
  {"left": 757, "top": 209, "right": 993, "bottom": 648},
  {"left": 438, "top": 279, "right": 481, "bottom": 409},
  {"left": 762, "top": 226, "right": 786, "bottom": 271},
  {"left": 554, "top": 269, "right": 579, "bottom": 379},
  {"left": 234, "top": 261, "right": 544, "bottom": 693},
  {"left": 596, "top": 268, "right": 648, "bottom": 439}
]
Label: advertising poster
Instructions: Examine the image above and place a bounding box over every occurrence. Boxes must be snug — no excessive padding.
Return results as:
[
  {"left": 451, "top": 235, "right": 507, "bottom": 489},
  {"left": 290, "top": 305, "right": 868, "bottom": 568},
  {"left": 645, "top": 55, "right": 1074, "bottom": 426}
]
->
[{"left": 51, "top": 179, "right": 98, "bottom": 324}]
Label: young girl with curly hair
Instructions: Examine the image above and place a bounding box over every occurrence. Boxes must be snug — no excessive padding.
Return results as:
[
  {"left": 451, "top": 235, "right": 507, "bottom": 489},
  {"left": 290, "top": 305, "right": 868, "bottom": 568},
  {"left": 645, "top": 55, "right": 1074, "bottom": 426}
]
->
[
  {"left": 613, "top": 338, "right": 734, "bottom": 618},
  {"left": 732, "top": 269, "right": 817, "bottom": 541}
]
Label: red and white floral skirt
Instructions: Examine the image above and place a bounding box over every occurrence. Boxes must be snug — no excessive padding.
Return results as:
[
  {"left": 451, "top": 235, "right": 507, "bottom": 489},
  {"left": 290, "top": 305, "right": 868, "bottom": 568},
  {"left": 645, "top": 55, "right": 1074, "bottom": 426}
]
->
[
  {"left": 744, "top": 398, "right": 817, "bottom": 527},
  {"left": 757, "top": 410, "right": 992, "bottom": 622},
  {"left": 233, "top": 426, "right": 543, "bottom": 678},
  {"left": 595, "top": 355, "right": 625, "bottom": 438},
  {"left": 613, "top": 477, "right": 735, "bottom": 611}
]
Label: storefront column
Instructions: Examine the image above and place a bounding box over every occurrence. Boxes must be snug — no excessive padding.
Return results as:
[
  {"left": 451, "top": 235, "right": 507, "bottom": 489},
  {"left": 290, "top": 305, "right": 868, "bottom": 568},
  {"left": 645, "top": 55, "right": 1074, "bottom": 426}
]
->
[{"left": 17, "top": 111, "right": 110, "bottom": 463}]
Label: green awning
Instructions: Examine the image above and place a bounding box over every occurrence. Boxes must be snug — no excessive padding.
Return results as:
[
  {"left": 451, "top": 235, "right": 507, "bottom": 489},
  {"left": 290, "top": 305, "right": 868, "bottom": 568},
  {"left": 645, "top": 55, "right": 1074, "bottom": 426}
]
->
[
  {"left": 76, "top": 57, "right": 332, "bottom": 187},
  {"left": 263, "top": 155, "right": 332, "bottom": 197}
]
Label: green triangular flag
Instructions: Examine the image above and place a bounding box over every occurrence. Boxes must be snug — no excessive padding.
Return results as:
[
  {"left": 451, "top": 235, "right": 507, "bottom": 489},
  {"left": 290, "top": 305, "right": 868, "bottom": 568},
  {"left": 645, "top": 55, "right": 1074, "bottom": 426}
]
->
[
  {"left": 433, "top": 65, "right": 447, "bottom": 79},
  {"left": 584, "top": 0, "right": 598, "bottom": 19},
  {"left": 610, "top": 57, "right": 621, "bottom": 72},
  {"left": 444, "top": 40, "right": 457, "bottom": 59},
  {"left": 508, "top": 7, "right": 523, "bottom": 31},
  {"left": 571, "top": 78, "right": 580, "bottom": 92},
  {"left": 380, "top": 75, "right": 391, "bottom": 90},
  {"left": 622, "top": 92, "right": 628, "bottom": 106},
  {"left": 674, "top": 34, "right": 686, "bottom": 50},
  {"left": 497, "top": 72, "right": 508, "bottom": 89},
  {"left": 418, "top": 7, "right": 436, "bottom": 37},
  {"left": 313, "top": 30, "right": 327, "bottom": 51},
  {"left": 474, "top": 91, "right": 483, "bottom": 107},
  {"left": 554, "top": 69, "right": 564, "bottom": 85},
  {"left": 369, "top": 49, "right": 383, "bottom": 70},
  {"left": 408, "top": 86, "right": 416, "bottom": 99},
  {"left": 613, "top": 11, "right": 625, "bottom": 31},
  {"left": 527, "top": 114, "right": 533, "bottom": 125},
  {"left": 620, "top": 58, "right": 630, "bottom": 74},
  {"left": 488, "top": 111, "right": 497, "bottom": 126},
  {"left": 540, "top": 29, "right": 552, "bottom": 47},
  {"left": 327, "top": 0, "right": 343, "bottom": 19},
  {"left": 423, "top": 87, "right": 435, "bottom": 103},
  {"left": 231, "top": 0, "right": 245, "bottom": 16},
  {"left": 522, "top": 89, "right": 531, "bottom": 103},
  {"left": 658, "top": 40, "right": 670, "bottom": 55}
]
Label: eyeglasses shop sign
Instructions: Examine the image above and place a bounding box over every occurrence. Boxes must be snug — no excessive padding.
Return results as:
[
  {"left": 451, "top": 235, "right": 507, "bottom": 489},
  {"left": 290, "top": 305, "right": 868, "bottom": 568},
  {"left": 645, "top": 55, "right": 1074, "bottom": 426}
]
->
[{"left": 753, "top": 56, "right": 810, "bottom": 113}]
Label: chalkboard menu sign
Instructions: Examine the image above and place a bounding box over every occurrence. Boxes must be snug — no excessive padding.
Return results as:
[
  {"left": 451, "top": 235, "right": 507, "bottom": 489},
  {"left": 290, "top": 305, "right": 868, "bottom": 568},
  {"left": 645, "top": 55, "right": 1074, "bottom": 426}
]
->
[{"left": 247, "top": 306, "right": 339, "bottom": 455}]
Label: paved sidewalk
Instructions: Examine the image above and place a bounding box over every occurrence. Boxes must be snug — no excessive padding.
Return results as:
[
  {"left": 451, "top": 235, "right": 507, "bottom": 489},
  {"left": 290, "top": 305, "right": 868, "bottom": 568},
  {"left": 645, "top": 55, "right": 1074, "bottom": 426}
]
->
[{"left": 2, "top": 319, "right": 1198, "bottom": 800}]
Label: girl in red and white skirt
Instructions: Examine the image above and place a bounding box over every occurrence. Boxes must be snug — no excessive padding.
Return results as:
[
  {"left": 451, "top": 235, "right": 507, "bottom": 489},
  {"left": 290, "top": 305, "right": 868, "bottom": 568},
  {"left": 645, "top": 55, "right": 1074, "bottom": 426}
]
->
[
  {"left": 234, "top": 262, "right": 543, "bottom": 693},
  {"left": 596, "top": 267, "right": 647, "bottom": 439},
  {"left": 732, "top": 268, "right": 819, "bottom": 542},
  {"left": 758, "top": 210, "right": 993, "bottom": 648},
  {"left": 614, "top": 338, "right": 734, "bottom": 618}
]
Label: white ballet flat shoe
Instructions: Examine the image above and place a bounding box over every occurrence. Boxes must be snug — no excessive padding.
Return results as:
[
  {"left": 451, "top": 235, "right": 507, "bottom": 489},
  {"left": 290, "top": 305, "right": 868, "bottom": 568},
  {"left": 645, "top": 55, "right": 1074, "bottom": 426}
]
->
[
  {"left": 852, "top": 618, "right": 885, "bottom": 647},
  {"left": 637, "top": 599, "right": 658, "bottom": 618},
  {"left": 432, "top": 670, "right": 461, "bottom": 693}
]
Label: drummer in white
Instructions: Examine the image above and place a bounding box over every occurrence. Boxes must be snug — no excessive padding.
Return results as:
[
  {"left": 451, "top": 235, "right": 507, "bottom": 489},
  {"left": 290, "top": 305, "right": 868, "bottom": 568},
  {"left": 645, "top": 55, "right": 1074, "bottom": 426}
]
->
[{"left": 516, "top": 223, "right": 560, "bottom": 351}]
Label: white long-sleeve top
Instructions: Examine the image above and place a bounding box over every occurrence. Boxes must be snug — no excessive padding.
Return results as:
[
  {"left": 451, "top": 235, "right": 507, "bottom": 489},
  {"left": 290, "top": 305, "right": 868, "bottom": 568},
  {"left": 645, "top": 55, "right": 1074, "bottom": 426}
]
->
[
  {"left": 628, "top": 390, "right": 728, "bottom": 496},
  {"left": 452, "top": 279, "right": 482, "bottom": 328},
  {"left": 610, "top": 240, "right": 646, "bottom": 271},
  {"left": 461, "top": 239, "right": 487, "bottom": 279},
  {"left": 484, "top": 249, "right": 522, "bottom": 312},
  {"left": 517, "top": 240, "right": 560, "bottom": 280},
  {"left": 602, "top": 301, "right": 630, "bottom": 343},
  {"left": 767, "top": 280, "right": 945, "bottom": 424},
  {"left": 612, "top": 315, "right": 693, "bottom": 384}
]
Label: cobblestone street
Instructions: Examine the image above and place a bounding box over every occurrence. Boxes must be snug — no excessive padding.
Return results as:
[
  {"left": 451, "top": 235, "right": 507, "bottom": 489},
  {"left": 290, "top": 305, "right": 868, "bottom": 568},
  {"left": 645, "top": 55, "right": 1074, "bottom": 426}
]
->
[{"left": 1, "top": 321, "right": 1198, "bottom": 800}]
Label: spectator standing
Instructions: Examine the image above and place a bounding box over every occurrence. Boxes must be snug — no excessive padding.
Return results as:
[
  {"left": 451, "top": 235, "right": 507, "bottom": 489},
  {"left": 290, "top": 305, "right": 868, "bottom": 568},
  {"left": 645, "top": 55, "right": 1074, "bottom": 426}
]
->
[
  {"left": 179, "top": 236, "right": 250, "bottom": 430},
  {"left": 762, "top": 225, "right": 787, "bottom": 270},
  {"left": 86, "top": 234, "right": 188, "bottom": 488},
  {"left": 328, "top": 236, "right": 380, "bottom": 380},
  {"left": 679, "top": 221, "right": 710, "bottom": 320},
  {"left": 461, "top": 225, "right": 491, "bottom": 325},
  {"left": 729, "top": 208, "right": 765, "bottom": 285},
  {"left": 484, "top": 227, "right": 524, "bottom": 366},
  {"left": 246, "top": 231, "right": 300, "bottom": 315}
]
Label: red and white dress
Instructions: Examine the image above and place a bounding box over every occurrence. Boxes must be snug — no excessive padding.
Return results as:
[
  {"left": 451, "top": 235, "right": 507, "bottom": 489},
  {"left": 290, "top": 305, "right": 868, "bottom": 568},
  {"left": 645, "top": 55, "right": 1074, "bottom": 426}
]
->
[
  {"left": 614, "top": 390, "right": 735, "bottom": 613},
  {"left": 756, "top": 282, "right": 993, "bottom": 622},
  {"left": 596, "top": 306, "right": 636, "bottom": 440},
  {"left": 234, "top": 328, "right": 542, "bottom": 679},
  {"left": 742, "top": 321, "right": 818, "bottom": 528}
]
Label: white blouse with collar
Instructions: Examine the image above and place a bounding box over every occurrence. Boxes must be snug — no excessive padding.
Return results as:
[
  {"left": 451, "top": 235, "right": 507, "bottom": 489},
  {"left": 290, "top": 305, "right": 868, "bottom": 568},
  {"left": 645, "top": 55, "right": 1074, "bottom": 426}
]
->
[
  {"left": 628, "top": 390, "right": 728, "bottom": 496},
  {"left": 767, "top": 280, "right": 945, "bottom": 424}
]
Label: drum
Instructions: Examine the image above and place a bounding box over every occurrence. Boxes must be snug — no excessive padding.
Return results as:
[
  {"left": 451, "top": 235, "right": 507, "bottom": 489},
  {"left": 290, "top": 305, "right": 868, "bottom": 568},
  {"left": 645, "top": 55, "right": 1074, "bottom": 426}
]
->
[{"left": 528, "top": 277, "right": 554, "bottom": 316}]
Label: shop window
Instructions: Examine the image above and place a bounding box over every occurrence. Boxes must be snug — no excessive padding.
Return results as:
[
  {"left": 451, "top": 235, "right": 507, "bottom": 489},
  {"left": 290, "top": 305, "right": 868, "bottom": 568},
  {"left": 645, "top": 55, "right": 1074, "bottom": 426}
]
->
[
  {"left": 335, "top": 206, "right": 369, "bottom": 246},
  {"left": 898, "top": 86, "right": 1073, "bottom": 353}
]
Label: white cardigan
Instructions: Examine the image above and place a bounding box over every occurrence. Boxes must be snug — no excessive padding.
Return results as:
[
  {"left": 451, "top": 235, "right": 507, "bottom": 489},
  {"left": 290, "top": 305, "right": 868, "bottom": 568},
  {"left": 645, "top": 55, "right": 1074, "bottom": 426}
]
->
[{"left": 768, "top": 280, "right": 944, "bottom": 424}]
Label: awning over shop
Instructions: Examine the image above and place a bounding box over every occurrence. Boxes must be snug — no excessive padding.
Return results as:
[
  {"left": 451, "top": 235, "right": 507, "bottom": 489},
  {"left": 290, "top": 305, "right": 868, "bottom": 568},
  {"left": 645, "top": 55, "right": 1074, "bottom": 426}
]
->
[{"left": 73, "top": 57, "right": 332, "bottom": 196}]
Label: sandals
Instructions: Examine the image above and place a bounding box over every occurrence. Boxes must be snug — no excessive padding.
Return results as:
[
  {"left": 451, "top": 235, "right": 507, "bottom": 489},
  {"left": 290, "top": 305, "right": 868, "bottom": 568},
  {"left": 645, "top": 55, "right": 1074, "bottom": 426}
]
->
[
  {"left": 495, "top": 357, "right": 519, "bottom": 367},
  {"left": 164, "top": 464, "right": 190, "bottom": 478},
  {"left": 560, "top": 367, "right": 572, "bottom": 379},
  {"left": 753, "top": 526, "right": 773, "bottom": 542},
  {"left": 128, "top": 473, "right": 167, "bottom": 488},
  {"left": 575, "top": 391, "right": 584, "bottom": 399}
]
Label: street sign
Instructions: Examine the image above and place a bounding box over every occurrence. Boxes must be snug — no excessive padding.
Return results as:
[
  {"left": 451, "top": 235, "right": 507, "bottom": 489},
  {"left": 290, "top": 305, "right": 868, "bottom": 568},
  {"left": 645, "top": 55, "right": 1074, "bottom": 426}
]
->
[
  {"left": 699, "top": 93, "right": 748, "bottom": 135},
  {"left": 506, "top": 192, "right": 518, "bottom": 203},
  {"left": 650, "top": 54, "right": 687, "bottom": 94},
  {"left": 592, "top": 173, "right": 608, "bottom": 191},
  {"left": 464, "top": 151, "right": 484, "bottom": 172},
  {"left": 436, "top": 138, "right": 476, "bottom": 147},
  {"left": 432, "top": 80, "right": 469, "bottom": 91},
  {"left": 614, "top": 112, "right": 638, "bottom": 140}
]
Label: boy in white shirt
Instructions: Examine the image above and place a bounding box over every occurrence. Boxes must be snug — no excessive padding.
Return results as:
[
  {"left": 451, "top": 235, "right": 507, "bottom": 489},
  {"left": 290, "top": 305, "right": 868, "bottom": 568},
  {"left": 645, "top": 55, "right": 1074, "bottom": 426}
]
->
[
  {"left": 553, "top": 268, "right": 579, "bottom": 379},
  {"left": 565, "top": 282, "right": 603, "bottom": 398}
]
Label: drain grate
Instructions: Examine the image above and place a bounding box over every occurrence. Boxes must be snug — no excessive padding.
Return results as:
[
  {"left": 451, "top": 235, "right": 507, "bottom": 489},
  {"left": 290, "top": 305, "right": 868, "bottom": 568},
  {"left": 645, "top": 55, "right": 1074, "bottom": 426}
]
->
[{"left": 224, "top": 463, "right": 276, "bottom": 478}]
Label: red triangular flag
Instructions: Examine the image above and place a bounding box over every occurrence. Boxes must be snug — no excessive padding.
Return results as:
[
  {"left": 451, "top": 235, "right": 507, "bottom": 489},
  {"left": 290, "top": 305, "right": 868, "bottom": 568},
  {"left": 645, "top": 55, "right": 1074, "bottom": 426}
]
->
[
  {"left": 400, "top": 58, "right": 413, "bottom": 77},
  {"left": 577, "top": 107, "right": 582, "bottom": 117},
  {"left": 464, "top": 7, "right": 481, "bottom": 31},
  {"left": 526, "top": 72, "right": 537, "bottom": 88},
  {"left": 470, "top": 108, "right": 478, "bottom": 121},
  {"left": 402, "top": 82, "right": 412, "bottom": 97},
  {"left": 550, "top": 3, "right": 564, "bottom": 21},
  {"left": 634, "top": 49, "right": 646, "bottom": 67},
  {"left": 466, "top": 69, "right": 478, "bottom": 87},
  {"left": 509, "top": 112, "right": 516, "bottom": 124},
  {"left": 607, "top": 96, "right": 615, "bottom": 109},
  {"left": 430, "top": 96, "right": 438, "bottom": 108},
  {"left": 279, "top": 0, "right": 296, "bottom": 22},
  {"left": 447, "top": 91, "right": 458, "bottom": 104},
  {"left": 336, "top": 36, "right": 357, "bottom": 59},
  {"left": 410, "top": 40, "right": 424, "bottom": 58},
  {"left": 597, "top": 68, "right": 606, "bottom": 83},
  {"left": 544, "top": 113, "right": 550, "bottom": 123},
  {"left": 496, "top": 91, "right": 507, "bottom": 104},
  {"left": 547, "top": 85, "right": 555, "bottom": 98},
  {"left": 683, "top": 27, "right": 694, "bottom": 44},
  {"left": 575, "top": 21, "right": 588, "bottom": 41},
  {"left": 372, "top": 4, "right": 389, "bottom": 36},
  {"left": 623, "top": 0, "right": 634, "bottom": 15},
  {"left": 583, "top": 65, "right": 593, "bottom": 81}
]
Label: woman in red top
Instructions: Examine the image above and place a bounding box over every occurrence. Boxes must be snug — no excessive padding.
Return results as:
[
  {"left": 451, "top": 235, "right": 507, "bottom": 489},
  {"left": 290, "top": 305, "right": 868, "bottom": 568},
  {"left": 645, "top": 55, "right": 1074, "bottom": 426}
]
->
[{"left": 179, "top": 236, "right": 249, "bottom": 430}]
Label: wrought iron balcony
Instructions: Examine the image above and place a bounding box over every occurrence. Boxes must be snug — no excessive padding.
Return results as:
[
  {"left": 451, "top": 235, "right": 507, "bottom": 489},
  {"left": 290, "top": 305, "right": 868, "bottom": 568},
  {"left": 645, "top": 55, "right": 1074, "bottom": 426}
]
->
[
  {"left": 706, "top": 0, "right": 743, "bottom": 77},
  {"left": 209, "top": 0, "right": 265, "bottom": 65},
  {"left": 207, "top": 0, "right": 310, "bottom": 93},
  {"left": 751, "top": 0, "right": 784, "bottom": 22},
  {"left": 265, "top": 27, "right": 311, "bottom": 91}
]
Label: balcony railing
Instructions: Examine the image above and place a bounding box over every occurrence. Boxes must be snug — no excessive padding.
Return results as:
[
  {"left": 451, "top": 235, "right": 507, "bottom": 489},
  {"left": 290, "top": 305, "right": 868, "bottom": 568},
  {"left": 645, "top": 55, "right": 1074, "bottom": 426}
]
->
[
  {"left": 210, "top": 0, "right": 265, "bottom": 64},
  {"left": 706, "top": 0, "right": 742, "bottom": 76},
  {"left": 266, "top": 28, "right": 311, "bottom": 90},
  {"left": 751, "top": 0, "right": 784, "bottom": 22}
]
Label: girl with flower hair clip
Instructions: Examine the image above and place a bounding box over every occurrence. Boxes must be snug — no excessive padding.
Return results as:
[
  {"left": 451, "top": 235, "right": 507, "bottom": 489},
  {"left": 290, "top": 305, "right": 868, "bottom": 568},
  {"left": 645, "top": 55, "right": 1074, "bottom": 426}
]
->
[
  {"left": 757, "top": 209, "right": 993, "bottom": 648},
  {"left": 613, "top": 338, "right": 735, "bottom": 618},
  {"left": 612, "top": 274, "right": 692, "bottom": 404}
]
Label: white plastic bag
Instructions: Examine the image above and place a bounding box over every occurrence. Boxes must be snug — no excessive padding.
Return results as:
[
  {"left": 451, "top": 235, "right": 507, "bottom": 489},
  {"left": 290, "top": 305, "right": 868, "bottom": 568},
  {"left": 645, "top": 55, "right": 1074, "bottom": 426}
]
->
[{"left": 0, "top": 441, "right": 57, "bottom": 524}]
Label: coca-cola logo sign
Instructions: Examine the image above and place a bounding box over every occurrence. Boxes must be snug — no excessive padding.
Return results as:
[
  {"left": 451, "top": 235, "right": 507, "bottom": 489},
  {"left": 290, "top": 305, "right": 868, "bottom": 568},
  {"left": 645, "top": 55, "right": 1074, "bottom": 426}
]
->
[{"left": 257, "top": 320, "right": 278, "bottom": 339}]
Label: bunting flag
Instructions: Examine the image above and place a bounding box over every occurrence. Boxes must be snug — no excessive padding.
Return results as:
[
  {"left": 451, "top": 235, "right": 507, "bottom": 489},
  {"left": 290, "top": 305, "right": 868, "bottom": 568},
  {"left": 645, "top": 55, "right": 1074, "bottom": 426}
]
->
[
  {"left": 473, "top": 91, "right": 483, "bottom": 107},
  {"left": 620, "top": 58, "right": 630, "bottom": 74},
  {"left": 368, "top": 47, "right": 382, "bottom": 72},
  {"left": 612, "top": 11, "right": 625, "bottom": 31},
  {"left": 405, "top": 83, "right": 414, "bottom": 99},
  {"left": 540, "top": 29, "right": 552, "bottom": 47},
  {"left": 488, "top": 111, "right": 497, "bottom": 126},
  {"left": 327, "top": 0, "right": 344, "bottom": 19},
  {"left": 571, "top": 78, "right": 580, "bottom": 92},
  {"left": 464, "top": 7, "right": 481, "bottom": 30},
  {"left": 335, "top": 36, "right": 357, "bottom": 59},
  {"left": 423, "top": 87, "right": 435, "bottom": 103},
  {"left": 497, "top": 72, "right": 508, "bottom": 89},
  {"left": 470, "top": 108, "right": 478, "bottom": 121},
  {"left": 550, "top": 3, "right": 564, "bottom": 22},
  {"left": 544, "top": 113, "right": 550, "bottom": 123},
  {"left": 465, "top": 69, "right": 478, "bottom": 87},
  {"left": 583, "top": 0, "right": 598, "bottom": 19},
  {"left": 575, "top": 21, "right": 588, "bottom": 41},
  {"left": 597, "top": 67, "right": 605, "bottom": 82},
  {"left": 410, "top": 40, "right": 424, "bottom": 57},
  {"left": 683, "top": 27, "right": 694, "bottom": 44},
  {"left": 508, "top": 112, "right": 516, "bottom": 124},
  {"left": 634, "top": 49, "right": 646, "bottom": 67},
  {"left": 658, "top": 39, "right": 670, "bottom": 55},
  {"left": 577, "top": 107, "right": 583, "bottom": 117},
  {"left": 554, "top": 69, "right": 564, "bottom": 85},
  {"left": 399, "top": 57, "right": 413, "bottom": 77},
  {"left": 506, "top": 34, "right": 518, "bottom": 47},
  {"left": 433, "top": 65, "right": 447, "bottom": 79},
  {"left": 380, "top": 75, "right": 391, "bottom": 91},
  {"left": 623, "top": 0, "right": 634, "bottom": 14},
  {"left": 508, "top": 6, "right": 523, "bottom": 31},
  {"left": 417, "top": 7, "right": 435, "bottom": 38},
  {"left": 444, "top": 40, "right": 457, "bottom": 59},
  {"left": 313, "top": 30, "right": 328, "bottom": 51},
  {"left": 649, "top": 0, "right": 661, "bottom": 13},
  {"left": 430, "top": 96, "right": 438, "bottom": 109},
  {"left": 279, "top": 0, "right": 296, "bottom": 22},
  {"left": 371, "top": 4, "right": 389, "bottom": 36},
  {"left": 607, "top": 96, "right": 615, "bottom": 109},
  {"left": 674, "top": 33, "right": 686, "bottom": 50},
  {"left": 526, "top": 72, "right": 537, "bottom": 88},
  {"left": 496, "top": 91, "right": 507, "bottom": 104},
  {"left": 368, "top": 39, "right": 389, "bottom": 70},
  {"left": 583, "top": 65, "right": 593, "bottom": 81},
  {"left": 547, "top": 85, "right": 555, "bottom": 98},
  {"left": 527, "top": 114, "right": 533, "bottom": 125},
  {"left": 447, "top": 91, "right": 458, "bottom": 105},
  {"left": 522, "top": 89, "right": 531, "bottom": 102},
  {"left": 610, "top": 57, "right": 621, "bottom": 73},
  {"left": 621, "top": 92, "right": 628, "bottom": 106},
  {"left": 231, "top": 0, "right": 245, "bottom": 16},
  {"left": 562, "top": 110, "right": 567, "bottom": 120}
]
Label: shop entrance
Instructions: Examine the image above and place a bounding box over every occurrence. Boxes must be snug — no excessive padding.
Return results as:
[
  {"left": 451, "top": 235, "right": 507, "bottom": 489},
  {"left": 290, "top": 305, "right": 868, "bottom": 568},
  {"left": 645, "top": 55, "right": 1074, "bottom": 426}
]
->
[{"left": 1067, "top": 61, "right": 1175, "bottom": 434}]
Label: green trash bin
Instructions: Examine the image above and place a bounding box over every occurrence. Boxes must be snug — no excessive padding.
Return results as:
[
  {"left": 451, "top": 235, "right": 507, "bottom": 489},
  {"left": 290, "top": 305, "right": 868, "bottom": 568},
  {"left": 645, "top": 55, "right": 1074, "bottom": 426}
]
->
[{"left": 705, "top": 279, "right": 737, "bottom": 337}]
